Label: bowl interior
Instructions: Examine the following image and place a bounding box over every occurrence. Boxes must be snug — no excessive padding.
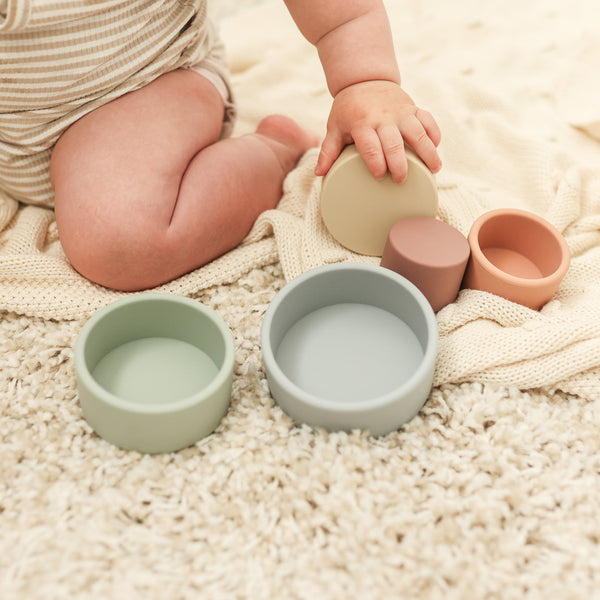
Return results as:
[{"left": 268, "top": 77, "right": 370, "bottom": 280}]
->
[
  {"left": 80, "top": 296, "right": 229, "bottom": 407},
  {"left": 266, "top": 266, "right": 436, "bottom": 405},
  {"left": 476, "top": 213, "right": 565, "bottom": 279}
]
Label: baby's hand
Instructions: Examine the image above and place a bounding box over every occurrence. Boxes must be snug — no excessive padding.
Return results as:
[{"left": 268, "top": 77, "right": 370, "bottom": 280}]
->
[{"left": 315, "top": 80, "right": 442, "bottom": 183}]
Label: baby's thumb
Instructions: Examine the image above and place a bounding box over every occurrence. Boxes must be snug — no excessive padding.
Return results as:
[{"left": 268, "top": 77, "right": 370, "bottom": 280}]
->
[{"left": 315, "top": 135, "right": 344, "bottom": 176}]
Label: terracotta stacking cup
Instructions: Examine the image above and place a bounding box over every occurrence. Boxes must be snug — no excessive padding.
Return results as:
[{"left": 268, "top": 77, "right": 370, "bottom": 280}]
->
[
  {"left": 381, "top": 216, "right": 471, "bottom": 312},
  {"left": 320, "top": 144, "right": 438, "bottom": 256},
  {"left": 462, "top": 208, "right": 571, "bottom": 310}
]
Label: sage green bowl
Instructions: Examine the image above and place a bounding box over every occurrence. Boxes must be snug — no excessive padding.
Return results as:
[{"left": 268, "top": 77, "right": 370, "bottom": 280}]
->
[{"left": 75, "top": 293, "right": 234, "bottom": 453}]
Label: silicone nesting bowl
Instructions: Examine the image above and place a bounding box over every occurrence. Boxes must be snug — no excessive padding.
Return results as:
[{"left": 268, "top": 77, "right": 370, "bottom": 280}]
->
[
  {"left": 462, "top": 208, "right": 571, "bottom": 310},
  {"left": 320, "top": 144, "right": 438, "bottom": 256},
  {"left": 75, "top": 293, "right": 235, "bottom": 453},
  {"left": 381, "top": 216, "right": 471, "bottom": 312},
  {"left": 261, "top": 263, "right": 438, "bottom": 436}
]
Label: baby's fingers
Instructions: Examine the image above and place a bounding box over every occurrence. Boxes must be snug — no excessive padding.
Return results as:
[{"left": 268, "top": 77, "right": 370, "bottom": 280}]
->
[
  {"left": 400, "top": 110, "right": 442, "bottom": 174},
  {"left": 377, "top": 124, "right": 409, "bottom": 183},
  {"left": 352, "top": 127, "right": 387, "bottom": 180},
  {"left": 315, "top": 133, "right": 344, "bottom": 177},
  {"left": 417, "top": 108, "right": 442, "bottom": 147}
]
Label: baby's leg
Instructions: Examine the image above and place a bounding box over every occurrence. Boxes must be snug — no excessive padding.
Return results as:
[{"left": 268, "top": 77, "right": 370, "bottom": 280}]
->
[{"left": 50, "top": 69, "right": 318, "bottom": 291}]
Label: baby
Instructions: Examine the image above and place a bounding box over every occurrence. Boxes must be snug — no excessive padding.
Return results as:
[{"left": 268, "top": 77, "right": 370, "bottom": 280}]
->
[{"left": 0, "top": 0, "right": 442, "bottom": 291}]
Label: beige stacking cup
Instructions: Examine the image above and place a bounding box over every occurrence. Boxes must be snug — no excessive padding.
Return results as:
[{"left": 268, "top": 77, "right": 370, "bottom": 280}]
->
[{"left": 320, "top": 144, "right": 439, "bottom": 256}]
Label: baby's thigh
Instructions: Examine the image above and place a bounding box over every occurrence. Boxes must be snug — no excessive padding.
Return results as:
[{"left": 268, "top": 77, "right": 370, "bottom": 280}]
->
[{"left": 50, "top": 69, "right": 225, "bottom": 227}]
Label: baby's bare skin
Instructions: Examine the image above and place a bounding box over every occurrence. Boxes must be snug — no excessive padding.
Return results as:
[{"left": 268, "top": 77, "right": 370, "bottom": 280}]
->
[
  {"left": 51, "top": 71, "right": 317, "bottom": 291},
  {"left": 51, "top": 1, "right": 441, "bottom": 291},
  {"left": 285, "top": 0, "right": 442, "bottom": 182}
]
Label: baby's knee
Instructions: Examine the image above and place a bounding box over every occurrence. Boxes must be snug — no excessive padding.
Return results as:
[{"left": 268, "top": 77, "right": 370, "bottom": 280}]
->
[{"left": 56, "top": 206, "right": 166, "bottom": 291}]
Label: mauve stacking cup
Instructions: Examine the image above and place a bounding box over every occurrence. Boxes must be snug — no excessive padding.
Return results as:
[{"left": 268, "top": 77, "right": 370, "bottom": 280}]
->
[{"left": 381, "top": 217, "right": 471, "bottom": 312}]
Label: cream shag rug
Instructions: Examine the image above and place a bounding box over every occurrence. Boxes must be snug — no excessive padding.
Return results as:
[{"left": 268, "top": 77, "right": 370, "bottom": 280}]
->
[{"left": 1, "top": 1, "right": 600, "bottom": 598}]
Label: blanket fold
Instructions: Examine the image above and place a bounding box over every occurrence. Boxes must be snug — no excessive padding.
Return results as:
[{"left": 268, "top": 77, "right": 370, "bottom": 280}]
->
[{"left": 0, "top": 0, "right": 599, "bottom": 399}]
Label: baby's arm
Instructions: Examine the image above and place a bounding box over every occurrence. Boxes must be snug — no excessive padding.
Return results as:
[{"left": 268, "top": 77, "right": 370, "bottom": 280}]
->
[{"left": 284, "top": 0, "right": 441, "bottom": 183}]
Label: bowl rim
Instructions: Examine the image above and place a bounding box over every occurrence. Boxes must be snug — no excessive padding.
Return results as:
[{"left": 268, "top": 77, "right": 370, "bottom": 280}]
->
[
  {"left": 75, "top": 293, "right": 235, "bottom": 415},
  {"left": 261, "top": 262, "right": 438, "bottom": 413},
  {"left": 468, "top": 208, "right": 571, "bottom": 287}
]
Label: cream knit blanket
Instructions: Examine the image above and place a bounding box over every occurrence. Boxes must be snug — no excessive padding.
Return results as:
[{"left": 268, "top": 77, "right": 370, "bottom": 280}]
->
[{"left": 0, "top": 0, "right": 598, "bottom": 399}]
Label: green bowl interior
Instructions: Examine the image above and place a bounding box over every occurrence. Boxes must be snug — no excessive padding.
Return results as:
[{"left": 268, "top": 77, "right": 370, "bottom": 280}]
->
[{"left": 79, "top": 296, "right": 230, "bottom": 408}]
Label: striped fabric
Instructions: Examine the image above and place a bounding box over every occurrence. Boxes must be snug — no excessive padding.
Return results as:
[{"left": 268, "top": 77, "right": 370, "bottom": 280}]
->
[{"left": 0, "top": 0, "right": 231, "bottom": 207}]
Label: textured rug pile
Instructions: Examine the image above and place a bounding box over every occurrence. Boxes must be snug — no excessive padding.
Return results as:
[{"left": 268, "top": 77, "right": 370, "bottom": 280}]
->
[{"left": 1, "top": 1, "right": 599, "bottom": 598}]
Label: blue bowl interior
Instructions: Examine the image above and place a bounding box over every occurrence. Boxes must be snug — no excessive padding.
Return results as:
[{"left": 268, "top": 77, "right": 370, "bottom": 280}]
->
[{"left": 265, "top": 264, "right": 437, "bottom": 406}]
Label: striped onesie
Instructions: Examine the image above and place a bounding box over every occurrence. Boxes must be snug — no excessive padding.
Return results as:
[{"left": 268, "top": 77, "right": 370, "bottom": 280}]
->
[{"left": 0, "top": 0, "right": 234, "bottom": 208}]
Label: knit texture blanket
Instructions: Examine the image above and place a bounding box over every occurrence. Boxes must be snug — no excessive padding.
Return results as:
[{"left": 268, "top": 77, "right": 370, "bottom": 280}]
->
[
  {"left": 2, "top": 2, "right": 600, "bottom": 598},
  {"left": 1, "top": 0, "right": 598, "bottom": 398}
]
